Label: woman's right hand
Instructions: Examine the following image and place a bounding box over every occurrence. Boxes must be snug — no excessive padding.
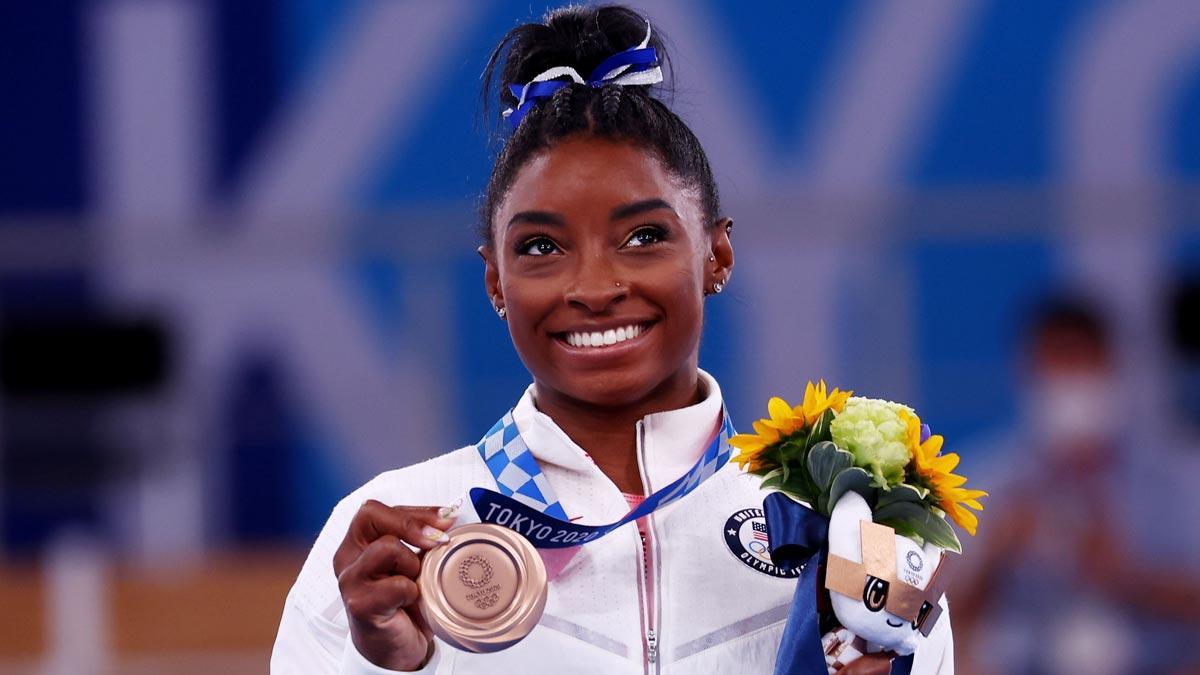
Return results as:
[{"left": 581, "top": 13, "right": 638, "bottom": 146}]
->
[{"left": 332, "top": 499, "right": 456, "bottom": 671}]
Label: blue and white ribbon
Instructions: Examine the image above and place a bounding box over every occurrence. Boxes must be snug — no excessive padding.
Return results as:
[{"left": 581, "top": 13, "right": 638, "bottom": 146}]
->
[
  {"left": 502, "top": 21, "right": 663, "bottom": 128},
  {"left": 471, "top": 409, "right": 734, "bottom": 549}
]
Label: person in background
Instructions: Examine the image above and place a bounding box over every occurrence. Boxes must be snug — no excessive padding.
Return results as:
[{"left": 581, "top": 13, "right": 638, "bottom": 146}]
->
[{"left": 953, "top": 298, "right": 1200, "bottom": 675}]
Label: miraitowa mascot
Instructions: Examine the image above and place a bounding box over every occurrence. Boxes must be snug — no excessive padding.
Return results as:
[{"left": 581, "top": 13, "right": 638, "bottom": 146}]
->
[{"left": 820, "top": 492, "right": 953, "bottom": 672}]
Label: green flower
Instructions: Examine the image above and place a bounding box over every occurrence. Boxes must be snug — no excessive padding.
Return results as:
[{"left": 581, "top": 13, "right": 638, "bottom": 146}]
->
[{"left": 829, "top": 397, "right": 914, "bottom": 488}]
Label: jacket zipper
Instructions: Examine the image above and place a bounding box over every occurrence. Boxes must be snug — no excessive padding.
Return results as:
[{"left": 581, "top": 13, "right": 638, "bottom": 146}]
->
[{"left": 634, "top": 420, "right": 661, "bottom": 674}]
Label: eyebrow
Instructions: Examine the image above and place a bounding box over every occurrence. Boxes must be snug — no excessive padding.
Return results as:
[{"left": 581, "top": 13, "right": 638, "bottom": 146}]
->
[
  {"left": 505, "top": 198, "right": 677, "bottom": 231},
  {"left": 506, "top": 210, "right": 566, "bottom": 229},
  {"left": 610, "top": 198, "right": 676, "bottom": 221}
]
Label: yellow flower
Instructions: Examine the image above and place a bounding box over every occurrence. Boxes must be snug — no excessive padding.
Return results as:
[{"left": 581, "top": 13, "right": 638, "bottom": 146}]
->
[
  {"left": 729, "top": 396, "right": 801, "bottom": 470},
  {"left": 799, "top": 380, "right": 853, "bottom": 426},
  {"left": 902, "top": 411, "right": 988, "bottom": 536},
  {"left": 729, "top": 381, "right": 852, "bottom": 472}
]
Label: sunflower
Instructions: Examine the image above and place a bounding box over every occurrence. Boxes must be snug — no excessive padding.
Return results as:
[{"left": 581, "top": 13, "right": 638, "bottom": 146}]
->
[
  {"left": 799, "top": 379, "right": 853, "bottom": 426},
  {"left": 729, "top": 380, "right": 852, "bottom": 472},
  {"left": 902, "top": 411, "right": 988, "bottom": 535}
]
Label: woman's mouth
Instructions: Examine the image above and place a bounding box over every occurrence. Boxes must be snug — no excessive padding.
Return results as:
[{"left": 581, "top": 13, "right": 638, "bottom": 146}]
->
[{"left": 559, "top": 322, "right": 652, "bottom": 349}]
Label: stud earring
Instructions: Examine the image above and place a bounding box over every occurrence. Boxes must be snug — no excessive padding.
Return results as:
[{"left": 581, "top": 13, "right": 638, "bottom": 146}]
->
[
  {"left": 708, "top": 255, "right": 715, "bottom": 262},
  {"left": 496, "top": 306, "right": 507, "bottom": 319}
]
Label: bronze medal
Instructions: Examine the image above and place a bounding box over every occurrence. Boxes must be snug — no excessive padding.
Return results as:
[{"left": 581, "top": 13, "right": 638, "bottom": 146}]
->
[{"left": 417, "top": 523, "right": 548, "bottom": 653}]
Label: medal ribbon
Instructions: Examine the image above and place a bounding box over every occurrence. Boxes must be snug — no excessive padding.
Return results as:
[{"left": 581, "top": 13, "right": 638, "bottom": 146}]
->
[{"left": 470, "top": 409, "right": 734, "bottom": 549}]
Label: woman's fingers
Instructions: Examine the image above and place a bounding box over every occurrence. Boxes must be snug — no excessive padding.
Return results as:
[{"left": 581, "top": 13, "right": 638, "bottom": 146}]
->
[
  {"left": 339, "top": 542, "right": 423, "bottom": 620},
  {"left": 344, "top": 534, "right": 422, "bottom": 582},
  {"left": 839, "top": 652, "right": 897, "bottom": 675},
  {"left": 333, "top": 500, "right": 455, "bottom": 575},
  {"left": 341, "top": 572, "right": 431, "bottom": 671}
]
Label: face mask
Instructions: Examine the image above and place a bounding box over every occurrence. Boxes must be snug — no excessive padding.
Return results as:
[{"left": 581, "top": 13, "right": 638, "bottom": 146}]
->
[{"left": 1026, "top": 373, "right": 1119, "bottom": 450}]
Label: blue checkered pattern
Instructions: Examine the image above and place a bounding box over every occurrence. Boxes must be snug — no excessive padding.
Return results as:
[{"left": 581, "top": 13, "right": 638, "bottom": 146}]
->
[
  {"left": 476, "top": 410, "right": 736, "bottom": 526},
  {"left": 634, "top": 413, "right": 734, "bottom": 514},
  {"left": 477, "top": 412, "right": 569, "bottom": 520}
]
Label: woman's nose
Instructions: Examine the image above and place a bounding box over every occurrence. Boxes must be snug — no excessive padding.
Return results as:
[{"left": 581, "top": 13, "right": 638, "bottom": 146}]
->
[{"left": 563, "top": 254, "right": 627, "bottom": 313}]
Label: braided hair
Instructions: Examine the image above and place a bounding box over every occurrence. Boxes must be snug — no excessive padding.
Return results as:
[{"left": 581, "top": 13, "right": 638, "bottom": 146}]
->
[{"left": 479, "top": 4, "right": 720, "bottom": 246}]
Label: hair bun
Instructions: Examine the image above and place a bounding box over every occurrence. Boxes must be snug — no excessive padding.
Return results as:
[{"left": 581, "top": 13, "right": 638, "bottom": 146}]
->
[{"left": 485, "top": 4, "right": 670, "bottom": 112}]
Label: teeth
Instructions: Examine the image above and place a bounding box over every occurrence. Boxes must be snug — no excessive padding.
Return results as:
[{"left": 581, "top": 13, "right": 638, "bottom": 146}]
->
[{"left": 564, "top": 324, "right": 643, "bottom": 349}]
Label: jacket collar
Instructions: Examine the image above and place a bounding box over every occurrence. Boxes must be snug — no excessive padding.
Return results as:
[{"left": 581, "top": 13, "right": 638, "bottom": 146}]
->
[{"left": 509, "top": 369, "right": 725, "bottom": 492}]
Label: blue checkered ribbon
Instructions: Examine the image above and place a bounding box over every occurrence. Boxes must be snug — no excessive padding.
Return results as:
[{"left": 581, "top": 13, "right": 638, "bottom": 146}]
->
[
  {"left": 476, "top": 411, "right": 571, "bottom": 521},
  {"left": 472, "top": 410, "right": 736, "bottom": 549}
]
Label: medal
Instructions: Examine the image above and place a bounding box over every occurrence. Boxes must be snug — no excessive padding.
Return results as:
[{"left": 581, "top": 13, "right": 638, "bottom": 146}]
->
[{"left": 418, "top": 523, "right": 547, "bottom": 653}]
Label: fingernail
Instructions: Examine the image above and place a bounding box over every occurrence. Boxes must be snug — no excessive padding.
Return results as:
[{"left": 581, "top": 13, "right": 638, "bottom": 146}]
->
[
  {"left": 422, "top": 526, "right": 450, "bottom": 544},
  {"left": 437, "top": 500, "right": 461, "bottom": 520}
]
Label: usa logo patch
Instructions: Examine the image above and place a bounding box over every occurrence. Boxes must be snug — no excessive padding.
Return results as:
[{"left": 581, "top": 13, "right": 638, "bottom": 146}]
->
[{"left": 723, "top": 508, "right": 801, "bottom": 578}]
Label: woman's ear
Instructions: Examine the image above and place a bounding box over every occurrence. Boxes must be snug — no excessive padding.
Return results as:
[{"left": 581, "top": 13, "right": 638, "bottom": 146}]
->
[
  {"left": 707, "top": 217, "right": 735, "bottom": 291},
  {"left": 479, "top": 245, "right": 503, "bottom": 312}
]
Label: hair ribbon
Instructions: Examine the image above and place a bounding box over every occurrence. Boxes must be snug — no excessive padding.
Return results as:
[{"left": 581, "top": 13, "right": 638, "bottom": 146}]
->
[{"left": 502, "top": 21, "right": 663, "bottom": 128}]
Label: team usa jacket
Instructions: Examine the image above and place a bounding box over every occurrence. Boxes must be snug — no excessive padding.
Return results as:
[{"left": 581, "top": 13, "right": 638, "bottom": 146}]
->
[{"left": 271, "top": 370, "right": 954, "bottom": 674}]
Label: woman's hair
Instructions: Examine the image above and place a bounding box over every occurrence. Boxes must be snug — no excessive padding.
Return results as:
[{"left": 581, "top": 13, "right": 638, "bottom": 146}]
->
[{"left": 478, "top": 4, "right": 720, "bottom": 245}]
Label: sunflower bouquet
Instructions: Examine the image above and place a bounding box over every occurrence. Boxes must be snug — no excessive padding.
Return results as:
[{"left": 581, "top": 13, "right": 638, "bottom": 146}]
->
[{"left": 730, "top": 381, "right": 985, "bottom": 552}]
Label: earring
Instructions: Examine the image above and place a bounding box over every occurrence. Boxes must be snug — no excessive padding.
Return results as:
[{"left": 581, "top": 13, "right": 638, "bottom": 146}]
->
[
  {"left": 708, "top": 255, "right": 715, "bottom": 262},
  {"left": 713, "top": 281, "right": 724, "bottom": 294},
  {"left": 497, "top": 306, "right": 507, "bottom": 319},
  {"left": 491, "top": 295, "right": 506, "bottom": 320}
]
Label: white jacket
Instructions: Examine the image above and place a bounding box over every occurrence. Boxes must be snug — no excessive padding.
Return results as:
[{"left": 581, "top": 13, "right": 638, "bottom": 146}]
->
[{"left": 272, "top": 371, "right": 954, "bottom": 674}]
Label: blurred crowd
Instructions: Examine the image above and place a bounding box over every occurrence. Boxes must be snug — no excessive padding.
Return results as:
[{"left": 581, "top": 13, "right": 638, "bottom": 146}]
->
[{"left": 954, "top": 280, "right": 1200, "bottom": 674}]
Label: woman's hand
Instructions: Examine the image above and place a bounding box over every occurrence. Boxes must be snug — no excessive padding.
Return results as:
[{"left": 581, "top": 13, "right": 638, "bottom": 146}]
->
[
  {"left": 332, "top": 500, "right": 456, "bottom": 671},
  {"left": 839, "top": 651, "right": 898, "bottom": 675}
]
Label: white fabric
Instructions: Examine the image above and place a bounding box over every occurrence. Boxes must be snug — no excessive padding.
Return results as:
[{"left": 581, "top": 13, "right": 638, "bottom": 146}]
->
[{"left": 271, "top": 370, "right": 955, "bottom": 673}]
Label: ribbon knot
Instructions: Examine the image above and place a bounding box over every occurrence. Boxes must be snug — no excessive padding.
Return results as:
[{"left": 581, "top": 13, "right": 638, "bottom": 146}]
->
[{"left": 502, "top": 21, "right": 663, "bottom": 128}]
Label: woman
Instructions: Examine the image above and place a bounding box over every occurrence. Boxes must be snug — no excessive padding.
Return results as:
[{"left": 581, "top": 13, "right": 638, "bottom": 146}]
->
[{"left": 272, "top": 6, "right": 953, "bottom": 674}]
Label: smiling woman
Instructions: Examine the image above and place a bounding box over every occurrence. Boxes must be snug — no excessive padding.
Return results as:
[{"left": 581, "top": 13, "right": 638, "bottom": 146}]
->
[{"left": 270, "top": 5, "right": 951, "bottom": 675}]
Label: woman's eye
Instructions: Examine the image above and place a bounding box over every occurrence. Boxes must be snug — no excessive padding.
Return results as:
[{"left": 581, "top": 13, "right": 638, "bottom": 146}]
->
[
  {"left": 518, "top": 237, "right": 561, "bottom": 256},
  {"left": 622, "top": 226, "right": 667, "bottom": 248}
]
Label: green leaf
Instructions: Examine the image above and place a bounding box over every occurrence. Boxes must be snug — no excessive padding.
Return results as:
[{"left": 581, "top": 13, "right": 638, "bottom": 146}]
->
[
  {"left": 778, "top": 438, "right": 807, "bottom": 463},
  {"left": 759, "top": 468, "right": 785, "bottom": 491},
  {"left": 779, "top": 476, "right": 819, "bottom": 505},
  {"left": 873, "top": 501, "right": 962, "bottom": 553},
  {"left": 876, "top": 483, "right": 925, "bottom": 509},
  {"left": 805, "top": 409, "right": 834, "bottom": 450},
  {"left": 807, "top": 441, "right": 855, "bottom": 492},
  {"left": 826, "top": 467, "right": 875, "bottom": 516}
]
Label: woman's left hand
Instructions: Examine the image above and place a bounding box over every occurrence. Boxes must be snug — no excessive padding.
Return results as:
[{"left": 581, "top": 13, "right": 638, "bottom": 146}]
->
[{"left": 838, "top": 651, "right": 897, "bottom": 675}]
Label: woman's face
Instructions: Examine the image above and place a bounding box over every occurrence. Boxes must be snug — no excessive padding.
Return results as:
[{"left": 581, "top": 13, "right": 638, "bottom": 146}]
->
[{"left": 484, "top": 135, "right": 733, "bottom": 409}]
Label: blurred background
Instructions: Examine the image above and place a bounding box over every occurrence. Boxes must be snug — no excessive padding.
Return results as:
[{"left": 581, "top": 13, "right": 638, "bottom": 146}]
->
[{"left": 2, "top": 0, "right": 1199, "bottom": 673}]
